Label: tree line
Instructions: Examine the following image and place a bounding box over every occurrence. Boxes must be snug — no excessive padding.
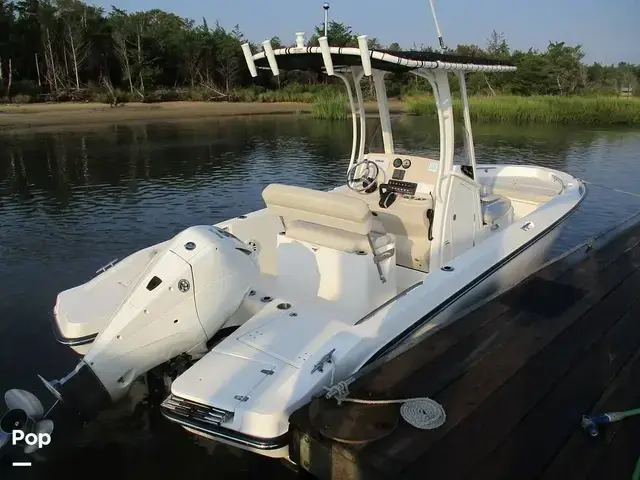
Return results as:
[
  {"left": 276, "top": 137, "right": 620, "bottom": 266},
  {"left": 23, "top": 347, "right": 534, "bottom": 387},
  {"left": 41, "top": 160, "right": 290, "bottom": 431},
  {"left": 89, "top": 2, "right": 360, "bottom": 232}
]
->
[{"left": 0, "top": 0, "right": 638, "bottom": 103}]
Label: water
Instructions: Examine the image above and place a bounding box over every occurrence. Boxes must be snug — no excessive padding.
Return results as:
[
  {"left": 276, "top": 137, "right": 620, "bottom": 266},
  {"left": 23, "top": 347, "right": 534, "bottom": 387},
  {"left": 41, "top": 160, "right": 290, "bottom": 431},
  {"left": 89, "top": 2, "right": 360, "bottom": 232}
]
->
[{"left": 0, "top": 115, "right": 639, "bottom": 477}]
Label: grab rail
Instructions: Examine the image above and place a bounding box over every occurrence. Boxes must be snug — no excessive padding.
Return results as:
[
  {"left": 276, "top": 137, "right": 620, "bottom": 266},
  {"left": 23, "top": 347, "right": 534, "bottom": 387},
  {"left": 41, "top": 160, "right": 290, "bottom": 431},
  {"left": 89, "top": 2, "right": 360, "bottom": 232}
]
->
[
  {"left": 551, "top": 174, "right": 566, "bottom": 194},
  {"left": 96, "top": 258, "right": 119, "bottom": 274}
]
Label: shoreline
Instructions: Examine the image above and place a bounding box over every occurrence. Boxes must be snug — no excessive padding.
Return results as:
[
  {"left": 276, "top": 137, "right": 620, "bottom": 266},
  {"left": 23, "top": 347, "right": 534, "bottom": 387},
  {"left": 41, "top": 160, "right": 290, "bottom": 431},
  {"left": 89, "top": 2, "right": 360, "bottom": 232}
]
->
[
  {"left": 1, "top": 96, "right": 637, "bottom": 132},
  {"left": 0, "top": 100, "right": 406, "bottom": 132}
]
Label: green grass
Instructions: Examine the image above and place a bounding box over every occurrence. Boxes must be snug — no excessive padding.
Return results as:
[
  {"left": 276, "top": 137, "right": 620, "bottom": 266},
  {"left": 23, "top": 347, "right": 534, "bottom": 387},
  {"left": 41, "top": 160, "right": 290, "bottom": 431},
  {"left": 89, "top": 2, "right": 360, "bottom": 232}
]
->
[
  {"left": 5, "top": 82, "right": 638, "bottom": 125},
  {"left": 404, "top": 95, "right": 640, "bottom": 125},
  {"left": 311, "top": 93, "right": 350, "bottom": 120},
  {"left": 233, "top": 83, "right": 342, "bottom": 103}
]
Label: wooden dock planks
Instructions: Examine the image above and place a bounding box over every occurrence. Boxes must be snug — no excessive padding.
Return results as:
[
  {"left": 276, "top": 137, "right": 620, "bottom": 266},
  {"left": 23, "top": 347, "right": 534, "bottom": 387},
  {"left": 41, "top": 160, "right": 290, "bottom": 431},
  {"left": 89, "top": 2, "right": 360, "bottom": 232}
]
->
[
  {"left": 289, "top": 220, "right": 640, "bottom": 480},
  {"left": 541, "top": 343, "right": 640, "bottom": 479}
]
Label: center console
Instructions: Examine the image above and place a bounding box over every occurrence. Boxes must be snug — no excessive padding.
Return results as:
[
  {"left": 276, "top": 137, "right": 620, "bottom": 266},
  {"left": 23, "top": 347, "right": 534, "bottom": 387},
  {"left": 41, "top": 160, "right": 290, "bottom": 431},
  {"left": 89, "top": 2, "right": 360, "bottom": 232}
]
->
[{"left": 366, "top": 154, "right": 439, "bottom": 199}]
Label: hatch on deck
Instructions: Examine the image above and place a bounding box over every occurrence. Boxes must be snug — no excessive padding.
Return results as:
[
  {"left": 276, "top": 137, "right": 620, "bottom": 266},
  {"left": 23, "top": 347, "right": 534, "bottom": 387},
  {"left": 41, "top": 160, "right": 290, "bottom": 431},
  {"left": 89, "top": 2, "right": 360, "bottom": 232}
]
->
[
  {"left": 238, "top": 308, "right": 349, "bottom": 368},
  {"left": 170, "top": 351, "right": 277, "bottom": 411}
]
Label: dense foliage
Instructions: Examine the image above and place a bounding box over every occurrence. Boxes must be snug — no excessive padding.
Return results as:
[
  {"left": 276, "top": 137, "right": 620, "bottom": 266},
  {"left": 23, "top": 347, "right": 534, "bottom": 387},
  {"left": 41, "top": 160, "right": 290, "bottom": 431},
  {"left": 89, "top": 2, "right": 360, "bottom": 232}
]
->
[{"left": 0, "top": 0, "right": 638, "bottom": 103}]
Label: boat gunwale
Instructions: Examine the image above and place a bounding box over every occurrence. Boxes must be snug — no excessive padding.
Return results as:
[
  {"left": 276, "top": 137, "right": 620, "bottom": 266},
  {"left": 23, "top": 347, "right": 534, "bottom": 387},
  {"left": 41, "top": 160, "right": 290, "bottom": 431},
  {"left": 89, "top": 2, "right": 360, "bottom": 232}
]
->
[{"left": 363, "top": 176, "right": 587, "bottom": 366}]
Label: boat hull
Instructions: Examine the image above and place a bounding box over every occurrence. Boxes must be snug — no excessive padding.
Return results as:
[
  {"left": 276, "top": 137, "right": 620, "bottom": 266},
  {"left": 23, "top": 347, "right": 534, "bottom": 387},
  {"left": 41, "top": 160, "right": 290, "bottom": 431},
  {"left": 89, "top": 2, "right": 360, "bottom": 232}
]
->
[
  {"left": 380, "top": 216, "right": 563, "bottom": 361},
  {"left": 162, "top": 216, "right": 567, "bottom": 457}
]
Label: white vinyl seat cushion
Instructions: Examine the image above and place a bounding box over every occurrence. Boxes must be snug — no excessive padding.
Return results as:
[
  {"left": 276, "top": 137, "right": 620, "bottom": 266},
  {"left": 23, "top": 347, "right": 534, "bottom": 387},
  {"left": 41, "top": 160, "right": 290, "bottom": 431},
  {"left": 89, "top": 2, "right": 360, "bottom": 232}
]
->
[
  {"left": 481, "top": 193, "right": 513, "bottom": 224},
  {"left": 263, "top": 183, "right": 373, "bottom": 235},
  {"left": 262, "top": 183, "right": 394, "bottom": 254},
  {"left": 284, "top": 221, "right": 395, "bottom": 253}
]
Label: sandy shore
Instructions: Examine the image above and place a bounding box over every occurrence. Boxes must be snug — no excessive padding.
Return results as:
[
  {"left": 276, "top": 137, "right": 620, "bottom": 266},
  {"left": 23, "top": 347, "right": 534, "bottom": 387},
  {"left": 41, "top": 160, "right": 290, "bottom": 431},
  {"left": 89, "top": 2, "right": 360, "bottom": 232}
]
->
[{"left": 0, "top": 100, "right": 406, "bottom": 131}]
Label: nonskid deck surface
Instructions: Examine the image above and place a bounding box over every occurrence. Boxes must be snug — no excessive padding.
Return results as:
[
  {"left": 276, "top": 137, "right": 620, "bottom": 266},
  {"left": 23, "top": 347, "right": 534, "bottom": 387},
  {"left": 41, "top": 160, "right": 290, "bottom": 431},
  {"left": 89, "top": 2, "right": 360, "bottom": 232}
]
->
[
  {"left": 477, "top": 167, "right": 566, "bottom": 206},
  {"left": 252, "top": 265, "right": 426, "bottom": 302},
  {"left": 288, "top": 218, "right": 640, "bottom": 480}
]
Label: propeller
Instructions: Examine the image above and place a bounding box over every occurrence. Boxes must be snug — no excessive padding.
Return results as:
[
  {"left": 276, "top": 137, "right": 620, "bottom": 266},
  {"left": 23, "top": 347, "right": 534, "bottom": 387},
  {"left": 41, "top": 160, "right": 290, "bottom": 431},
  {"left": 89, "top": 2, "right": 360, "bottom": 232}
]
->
[{"left": 0, "top": 389, "right": 55, "bottom": 455}]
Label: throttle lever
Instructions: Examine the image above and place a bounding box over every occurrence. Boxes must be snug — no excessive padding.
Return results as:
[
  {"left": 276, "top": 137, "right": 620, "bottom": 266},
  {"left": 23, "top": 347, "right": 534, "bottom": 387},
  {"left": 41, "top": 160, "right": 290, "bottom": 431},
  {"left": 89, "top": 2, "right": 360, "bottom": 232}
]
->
[{"left": 378, "top": 183, "right": 397, "bottom": 209}]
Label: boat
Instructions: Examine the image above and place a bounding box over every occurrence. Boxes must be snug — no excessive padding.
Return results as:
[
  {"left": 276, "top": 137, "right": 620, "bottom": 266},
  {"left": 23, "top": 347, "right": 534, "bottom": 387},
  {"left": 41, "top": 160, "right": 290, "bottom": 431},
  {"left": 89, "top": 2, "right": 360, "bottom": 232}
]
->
[
  {"left": 156, "top": 35, "right": 585, "bottom": 456},
  {"left": 4, "top": 25, "right": 584, "bottom": 461}
]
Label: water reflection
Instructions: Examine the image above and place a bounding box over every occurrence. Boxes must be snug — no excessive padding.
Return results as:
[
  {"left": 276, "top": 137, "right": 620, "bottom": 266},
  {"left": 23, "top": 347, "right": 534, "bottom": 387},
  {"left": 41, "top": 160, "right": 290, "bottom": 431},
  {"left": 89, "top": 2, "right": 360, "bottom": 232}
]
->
[{"left": 2, "top": 117, "right": 639, "bottom": 299}]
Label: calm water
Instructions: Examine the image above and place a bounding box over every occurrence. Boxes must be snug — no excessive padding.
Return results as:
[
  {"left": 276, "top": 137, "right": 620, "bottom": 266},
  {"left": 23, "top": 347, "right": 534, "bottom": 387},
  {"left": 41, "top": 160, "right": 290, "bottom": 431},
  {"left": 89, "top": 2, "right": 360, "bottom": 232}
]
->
[{"left": 0, "top": 115, "right": 639, "bottom": 477}]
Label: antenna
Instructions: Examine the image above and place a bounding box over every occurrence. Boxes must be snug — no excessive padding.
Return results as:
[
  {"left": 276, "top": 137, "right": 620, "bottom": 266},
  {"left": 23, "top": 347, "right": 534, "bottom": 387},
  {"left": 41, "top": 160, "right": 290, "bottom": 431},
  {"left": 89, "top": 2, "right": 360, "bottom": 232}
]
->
[
  {"left": 428, "top": 0, "right": 446, "bottom": 52},
  {"left": 323, "top": 3, "right": 330, "bottom": 37}
]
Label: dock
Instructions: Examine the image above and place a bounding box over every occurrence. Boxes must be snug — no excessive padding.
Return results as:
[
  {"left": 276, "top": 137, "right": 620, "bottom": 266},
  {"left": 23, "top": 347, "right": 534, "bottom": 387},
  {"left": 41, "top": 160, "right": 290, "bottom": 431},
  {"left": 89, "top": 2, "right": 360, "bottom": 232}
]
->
[{"left": 289, "top": 216, "right": 640, "bottom": 480}]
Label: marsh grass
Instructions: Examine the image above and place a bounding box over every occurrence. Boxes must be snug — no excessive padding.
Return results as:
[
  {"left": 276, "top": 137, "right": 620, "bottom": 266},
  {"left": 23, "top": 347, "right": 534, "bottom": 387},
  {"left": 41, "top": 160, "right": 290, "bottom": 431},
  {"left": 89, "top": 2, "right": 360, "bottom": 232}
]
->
[
  {"left": 404, "top": 95, "right": 640, "bottom": 125},
  {"left": 311, "top": 93, "right": 350, "bottom": 120},
  {"left": 233, "top": 83, "right": 342, "bottom": 103}
]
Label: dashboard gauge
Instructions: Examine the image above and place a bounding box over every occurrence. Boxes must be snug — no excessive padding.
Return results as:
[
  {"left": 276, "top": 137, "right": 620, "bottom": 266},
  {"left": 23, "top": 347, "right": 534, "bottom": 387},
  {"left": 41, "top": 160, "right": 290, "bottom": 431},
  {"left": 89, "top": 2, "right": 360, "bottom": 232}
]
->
[
  {"left": 393, "top": 158, "right": 403, "bottom": 168},
  {"left": 402, "top": 159, "right": 412, "bottom": 169}
]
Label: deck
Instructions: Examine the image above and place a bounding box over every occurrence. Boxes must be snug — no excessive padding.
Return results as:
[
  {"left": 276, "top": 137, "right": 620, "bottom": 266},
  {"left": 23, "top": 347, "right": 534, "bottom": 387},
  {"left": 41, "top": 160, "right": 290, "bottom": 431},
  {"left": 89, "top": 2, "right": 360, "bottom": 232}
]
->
[{"left": 289, "top": 217, "right": 640, "bottom": 480}]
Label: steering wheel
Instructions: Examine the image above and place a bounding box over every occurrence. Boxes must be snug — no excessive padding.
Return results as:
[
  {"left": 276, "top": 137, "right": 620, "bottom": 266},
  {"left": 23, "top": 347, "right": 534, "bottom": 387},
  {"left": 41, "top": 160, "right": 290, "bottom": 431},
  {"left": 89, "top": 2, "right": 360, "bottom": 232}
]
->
[{"left": 347, "top": 160, "right": 380, "bottom": 193}]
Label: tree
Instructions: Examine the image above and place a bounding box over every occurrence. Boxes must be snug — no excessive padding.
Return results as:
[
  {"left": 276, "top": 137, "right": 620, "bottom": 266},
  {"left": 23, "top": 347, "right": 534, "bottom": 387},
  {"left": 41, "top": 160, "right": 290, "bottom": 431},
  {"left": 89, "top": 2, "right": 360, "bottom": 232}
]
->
[
  {"left": 214, "top": 23, "right": 243, "bottom": 93},
  {"left": 387, "top": 42, "right": 401, "bottom": 52},
  {"left": 510, "top": 49, "right": 551, "bottom": 95},
  {"left": 0, "top": 1, "right": 637, "bottom": 102},
  {"left": 0, "top": 0, "right": 16, "bottom": 95},
  {"left": 14, "top": 0, "right": 43, "bottom": 83},
  {"left": 486, "top": 30, "right": 509, "bottom": 58},
  {"left": 181, "top": 28, "right": 203, "bottom": 87},
  {"left": 308, "top": 21, "right": 357, "bottom": 47},
  {"left": 108, "top": 8, "right": 160, "bottom": 98},
  {"left": 270, "top": 36, "right": 282, "bottom": 48},
  {"left": 546, "top": 41, "right": 584, "bottom": 94},
  {"left": 482, "top": 31, "right": 511, "bottom": 95},
  {"left": 57, "top": 0, "right": 92, "bottom": 89},
  {"left": 109, "top": 8, "right": 134, "bottom": 94}
]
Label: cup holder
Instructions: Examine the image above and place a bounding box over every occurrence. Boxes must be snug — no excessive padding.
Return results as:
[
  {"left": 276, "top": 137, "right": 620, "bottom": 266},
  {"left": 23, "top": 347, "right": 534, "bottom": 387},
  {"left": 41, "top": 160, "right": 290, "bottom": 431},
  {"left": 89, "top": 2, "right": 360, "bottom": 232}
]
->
[
  {"left": 260, "top": 296, "right": 273, "bottom": 303},
  {"left": 355, "top": 250, "right": 368, "bottom": 256},
  {"left": 277, "top": 302, "right": 292, "bottom": 310}
]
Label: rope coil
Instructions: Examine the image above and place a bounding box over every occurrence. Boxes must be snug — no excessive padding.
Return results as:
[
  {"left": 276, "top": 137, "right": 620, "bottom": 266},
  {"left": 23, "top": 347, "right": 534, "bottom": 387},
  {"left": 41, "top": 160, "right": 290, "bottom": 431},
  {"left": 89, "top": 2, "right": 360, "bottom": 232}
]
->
[
  {"left": 325, "top": 380, "right": 446, "bottom": 430},
  {"left": 400, "top": 398, "right": 446, "bottom": 430}
]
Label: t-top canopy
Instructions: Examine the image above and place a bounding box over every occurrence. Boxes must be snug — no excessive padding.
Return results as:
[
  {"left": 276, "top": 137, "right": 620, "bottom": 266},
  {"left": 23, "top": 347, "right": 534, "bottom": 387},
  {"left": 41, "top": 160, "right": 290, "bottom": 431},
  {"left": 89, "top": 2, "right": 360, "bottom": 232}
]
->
[{"left": 251, "top": 46, "right": 516, "bottom": 74}]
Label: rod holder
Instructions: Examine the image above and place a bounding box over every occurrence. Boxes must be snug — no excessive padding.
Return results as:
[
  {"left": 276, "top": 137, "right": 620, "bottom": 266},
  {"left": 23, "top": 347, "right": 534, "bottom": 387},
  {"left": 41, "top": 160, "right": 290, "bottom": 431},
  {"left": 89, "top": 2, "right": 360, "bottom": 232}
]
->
[
  {"left": 241, "top": 43, "right": 257, "bottom": 77},
  {"left": 318, "top": 36, "right": 334, "bottom": 76},
  {"left": 262, "top": 40, "right": 279, "bottom": 76},
  {"left": 357, "top": 35, "right": 372, "bottom": 76},
  {"left": 295, "top": 32, "right": 305, "bottom": 48}
]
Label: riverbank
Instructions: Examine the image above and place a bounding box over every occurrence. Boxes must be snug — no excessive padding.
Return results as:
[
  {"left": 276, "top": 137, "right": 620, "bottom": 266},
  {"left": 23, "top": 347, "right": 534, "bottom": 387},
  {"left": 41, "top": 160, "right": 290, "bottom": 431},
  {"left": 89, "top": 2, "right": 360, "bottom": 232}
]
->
[
  {"left": 1, "top": 96, "right": 638, "bottom": 131},
  {"left": 0, "top": 102, "right": 309, "bottom": 131},
  {"left": 0, "top": 100, "right": 405, "bottom": 131}
]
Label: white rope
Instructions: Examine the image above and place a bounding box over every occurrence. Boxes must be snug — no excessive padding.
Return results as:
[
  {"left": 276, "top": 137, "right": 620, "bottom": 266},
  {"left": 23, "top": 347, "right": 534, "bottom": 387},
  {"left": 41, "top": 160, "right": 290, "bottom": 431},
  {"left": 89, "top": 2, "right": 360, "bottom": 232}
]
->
[
  {"left": 324, "top": 379, "right": 446, "bottom": 430},
  {"left": 402, "top": 398, "right": 446, "bottom": 429},
  {"left": 580, "top": 179, "right": 640, "bottom": 199}
]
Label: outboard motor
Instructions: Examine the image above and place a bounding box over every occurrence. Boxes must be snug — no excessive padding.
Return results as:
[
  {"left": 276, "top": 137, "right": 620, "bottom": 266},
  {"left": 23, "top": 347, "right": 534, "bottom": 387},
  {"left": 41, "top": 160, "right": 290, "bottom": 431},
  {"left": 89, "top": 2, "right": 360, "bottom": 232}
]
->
[{"left": 35, "top": 225, "right": 260, "bottom": 420}]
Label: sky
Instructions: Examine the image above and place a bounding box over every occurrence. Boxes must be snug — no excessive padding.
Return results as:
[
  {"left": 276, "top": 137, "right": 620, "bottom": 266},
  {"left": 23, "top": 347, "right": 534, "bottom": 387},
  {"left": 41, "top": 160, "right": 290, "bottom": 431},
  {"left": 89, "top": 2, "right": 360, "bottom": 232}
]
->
[{"left": 91, "top": 0, "right": 639, "bottom": 64}]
